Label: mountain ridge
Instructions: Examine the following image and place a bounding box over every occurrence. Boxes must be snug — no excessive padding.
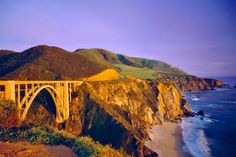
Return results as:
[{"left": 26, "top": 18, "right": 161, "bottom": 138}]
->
[
  {"left": 0, "top": 45, "right": 187, "bottom": 79},
  {"left": 0, "top": 45, "right": 223, "bottom": 91}
]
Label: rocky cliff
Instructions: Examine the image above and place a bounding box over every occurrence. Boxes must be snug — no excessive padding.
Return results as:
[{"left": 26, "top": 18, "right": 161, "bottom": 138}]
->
[
  {"left": 154, "top": 82, "right": 191, "bottom": 121},
  {"left": 22, "top": 77, "right": 191, "bottom": 156},
  {"left": 65, "top": 78, "right": 160, "bottom": 156},
  {"left": 204, "top": 78, "right": 224, "bottom": 88},
  {"left": 155, "top": 73, "right": 223, "bottom": 91},
  {"left": 65, "top": 78, "right": 191, "bottom": 156},
  {"left": 1, "top": 45, "right": 216, "bottom": 156}
]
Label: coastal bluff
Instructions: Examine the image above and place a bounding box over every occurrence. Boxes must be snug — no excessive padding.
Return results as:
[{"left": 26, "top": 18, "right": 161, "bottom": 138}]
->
[
  {"left": 0, "top": 45, "right": 222, "bottom": 157},
  {"left": 5, "top": 77, "right": 190, "bottom": 156}
]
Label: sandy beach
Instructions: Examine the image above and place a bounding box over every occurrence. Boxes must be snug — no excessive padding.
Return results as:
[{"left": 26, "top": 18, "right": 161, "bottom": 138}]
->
[{"left": 145, "top": 122, "right": 191, "bottom": 157}]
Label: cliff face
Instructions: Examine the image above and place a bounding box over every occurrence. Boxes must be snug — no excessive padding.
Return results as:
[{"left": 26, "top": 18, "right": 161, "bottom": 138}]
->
[
  {"left": 64, "top": 78, "right": 191, "bottom": 156},
  {"left": 204, "top": 78, "right": 224, "bottom": 88},
  {"left": 7, "top": 77, "right": 190, "bottom": 156},
  {"left": 155, "top": 73, "right": 223, "bottom": 91},
  {"left": 178, "top": 76, "right": 212, "bottom": 91},
  {"left": 155, "top": 82, "right": 191, "bottom": 121},
  {"left": 63, "top": 80, "right": 155, "bottom": 156}
]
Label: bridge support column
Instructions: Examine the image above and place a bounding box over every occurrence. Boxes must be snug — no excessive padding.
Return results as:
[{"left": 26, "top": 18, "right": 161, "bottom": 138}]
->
[
  {"left": 55, "top": 82, "right": 69, "bottom": 123},
  {"left": 4, "top": 81, "right": 15, "bottom": 101},
  {"left": 55, "top": 83, "right": 64, "bottom": 123},
  {"left": 63, "top": 81, "right": 69, "bottom": 120}
]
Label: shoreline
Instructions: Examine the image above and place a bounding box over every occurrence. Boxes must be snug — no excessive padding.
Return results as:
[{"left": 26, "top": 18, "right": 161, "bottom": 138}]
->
[
  {"left": 145, "top": 122, "right": 192, "bottom": 157},
  {"left": 176, "top": 124, "right": 192, "bottom": 157}
]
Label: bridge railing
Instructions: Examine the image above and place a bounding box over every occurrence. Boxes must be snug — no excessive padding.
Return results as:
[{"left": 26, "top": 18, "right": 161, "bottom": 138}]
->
[{"left": 0, "top": 80, "right": 83, "bottom": 101}]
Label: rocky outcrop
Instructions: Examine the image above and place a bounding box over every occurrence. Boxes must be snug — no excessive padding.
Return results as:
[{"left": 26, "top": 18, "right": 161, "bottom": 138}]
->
[
  {"left": 155, "top": 73, "right": 223, "bottom": 91},
  {"left": 180, "top": 76, "right": 212, "bottom": 91},
  {"left": 152, "top": 82, "right": 191, "bottom": 121},
  {"left": 204, "top": 78, "right": 224, "bottom": 88},
  {"left": 65, "top": 78, "right": 159, "bottom": 156},
  {"left": 64, "top": 78, "right": 191, "bottom": 156}
]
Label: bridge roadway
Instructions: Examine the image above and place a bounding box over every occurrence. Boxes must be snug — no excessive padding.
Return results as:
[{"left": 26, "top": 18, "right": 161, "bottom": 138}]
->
[{"left": 0, "top": 81, "right": 83, "bottom": 123}]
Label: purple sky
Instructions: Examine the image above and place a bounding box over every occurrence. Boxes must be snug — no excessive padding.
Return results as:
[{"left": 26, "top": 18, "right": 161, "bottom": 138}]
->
[{"left": 1, "top": 0, "right": 236, "bottom": 77}]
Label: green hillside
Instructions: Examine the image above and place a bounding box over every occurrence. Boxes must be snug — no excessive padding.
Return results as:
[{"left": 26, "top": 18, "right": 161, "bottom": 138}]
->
[
  {"left": 0, "top": 45, "right": 188, "bottom": 80},
  {"left": 75, "top": 48, "right": 187, "bottom": 79}
]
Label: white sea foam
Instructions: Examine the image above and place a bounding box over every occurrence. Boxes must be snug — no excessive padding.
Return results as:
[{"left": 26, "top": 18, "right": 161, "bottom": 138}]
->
[
  {"left": 181, "top": 117, "right": 212, "bottom": 157},
  {"left": 201, "top": 114, "right": 218, "bottom": 123},
  {"left": 206, "top": 104, "right": 224, "bottom": 109},
  {"left": 198, "top": 130, "right": 212, "bottom": 156},
  {"left": 215, "top": 88, "right": 230, "bottom": 91},
  {"left": 204, "top": 113, "right": 211, "bottom": 117},
  {"left": 219, "top": 100, "right": 236, "bottom": 104},
  {"left": 192, "top": 98, "right": 200, "bottom": 101},
  {"left": 205, "top": 116, "right": 220, "bottom": 123}
]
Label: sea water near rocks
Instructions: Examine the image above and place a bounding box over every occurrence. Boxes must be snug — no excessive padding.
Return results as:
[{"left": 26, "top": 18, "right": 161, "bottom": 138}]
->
[{"left": 181, "top": 77, "right": 236, "bottom": 157}]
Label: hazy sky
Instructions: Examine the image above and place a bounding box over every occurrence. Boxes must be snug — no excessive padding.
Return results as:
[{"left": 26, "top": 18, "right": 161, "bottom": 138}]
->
[{"left": 0, "top": 0, "right": 236, "bottom": 77}]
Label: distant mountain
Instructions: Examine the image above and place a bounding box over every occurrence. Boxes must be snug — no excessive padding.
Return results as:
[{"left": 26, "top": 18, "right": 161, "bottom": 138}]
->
[{"left": 0, "top": 45, "right": 186, "bottom": 80}]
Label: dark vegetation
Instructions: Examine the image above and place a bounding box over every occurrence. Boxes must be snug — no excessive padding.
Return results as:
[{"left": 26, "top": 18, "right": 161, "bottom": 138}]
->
[
  {"left": 0, "top": 100, "right": 18, "bottom": 128},
  {"left": 82, "top": 96, "right": 139, "bottom": 155},
  {"left": 0, "top": 100, "right": 127, "bottom": 157},
  {"left": 0, "top": 124, "right": 127, "bottom": 157},
  {"left": 117, "top": 54, "right": 143, "bottom": 68}
]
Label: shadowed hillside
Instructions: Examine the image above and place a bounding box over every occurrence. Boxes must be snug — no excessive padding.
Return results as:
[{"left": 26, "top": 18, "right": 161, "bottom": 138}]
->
[{"left": 0, "top": 45, "right": 110, "bottom": 80}]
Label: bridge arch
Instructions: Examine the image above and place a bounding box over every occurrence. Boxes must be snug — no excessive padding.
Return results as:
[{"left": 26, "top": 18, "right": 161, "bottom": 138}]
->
[
  {"left": 20, "top": 85, "right": 64, "bottom": 123},
  {"left": 1, "top": 80, "right": 83, "bottom": 124}
]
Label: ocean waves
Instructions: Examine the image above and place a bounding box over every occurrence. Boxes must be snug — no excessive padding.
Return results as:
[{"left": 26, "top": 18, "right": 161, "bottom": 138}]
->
[
  {"left": 218, "top": 100, "right": 236, "bottom": 104},
  {"left": 181, "top": 117, "right": 212, "bottom": 157},
  {"left": 183, "top": 78, "right": 236, "bottom": 157}
]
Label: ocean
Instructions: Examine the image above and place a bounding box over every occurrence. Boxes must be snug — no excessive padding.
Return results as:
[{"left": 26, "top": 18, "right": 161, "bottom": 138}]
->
[{"left": 181, "top": 77, "right": 236, "bottom": 157}]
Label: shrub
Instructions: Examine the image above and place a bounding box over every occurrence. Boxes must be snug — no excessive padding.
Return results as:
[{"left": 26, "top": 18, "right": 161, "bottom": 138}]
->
[
  {"left": 0, "top": 124, "right": 127, "bottom": 157},
  {"left": 0, "top": 100, "right": 19, "bottom": 128}
]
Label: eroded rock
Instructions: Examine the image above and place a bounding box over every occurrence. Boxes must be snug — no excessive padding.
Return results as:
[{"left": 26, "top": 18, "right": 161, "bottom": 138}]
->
[{"left": 65, "top": 78, "right": 191, "bottom": 156}]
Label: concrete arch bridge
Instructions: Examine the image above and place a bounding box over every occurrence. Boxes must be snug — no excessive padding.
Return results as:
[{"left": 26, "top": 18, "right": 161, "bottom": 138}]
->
[{"left": 0, "top": 81, "right": 83, "bottom": 123}]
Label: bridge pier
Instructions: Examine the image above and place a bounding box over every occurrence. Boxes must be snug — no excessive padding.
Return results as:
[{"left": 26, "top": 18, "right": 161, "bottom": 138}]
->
[
  {"left": 63, "top": 81, "right": 69, "bottom": 120},
  {"left": 4, "top": 81, "right": 15, "bottom": 101}
]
